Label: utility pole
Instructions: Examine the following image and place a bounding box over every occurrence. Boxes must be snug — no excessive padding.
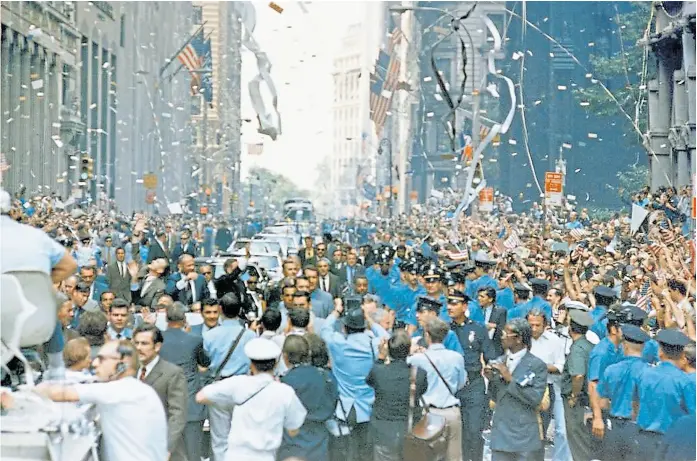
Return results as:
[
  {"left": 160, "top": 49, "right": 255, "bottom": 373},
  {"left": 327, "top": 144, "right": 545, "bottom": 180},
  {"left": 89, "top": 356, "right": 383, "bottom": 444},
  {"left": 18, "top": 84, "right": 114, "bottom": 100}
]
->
[{"left": 201, "top": 93, "right": 209, "bottom": 207}]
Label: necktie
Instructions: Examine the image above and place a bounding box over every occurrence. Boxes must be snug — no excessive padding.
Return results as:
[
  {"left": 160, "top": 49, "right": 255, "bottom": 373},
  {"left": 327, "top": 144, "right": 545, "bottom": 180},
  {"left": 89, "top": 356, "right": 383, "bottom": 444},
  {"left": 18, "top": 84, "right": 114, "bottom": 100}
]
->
[
  {"left": 322, "top": 278, "right": 327, "bottom": 292},
  {"left": 118, "top": 262, "right": 124, "bottom": 277},
  {"left": 116, "top": 332, "right": 122, "bottom": 339},
  {"left": 139, "top": 367, "right": 147, "bottom": 381},
  {"left": 347, "top": 267, "right": 353, "bottom": 286}
]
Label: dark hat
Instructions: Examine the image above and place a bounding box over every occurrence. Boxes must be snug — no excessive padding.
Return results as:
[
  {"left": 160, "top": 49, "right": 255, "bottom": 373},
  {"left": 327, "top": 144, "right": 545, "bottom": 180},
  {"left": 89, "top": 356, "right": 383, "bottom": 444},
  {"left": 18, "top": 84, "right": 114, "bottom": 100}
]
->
[
  {"left": 620, "top": 304, "right": 648, "bottom": 324},
  {"left": 422, "top": 265, "right": 444, "bottom": 280},
  {"left": 474, "top": 255, "right": 496, "bottom": 267},
  {"left": 342, "top": 308, "right": 366, "bottom": 330},
  {"left": 529, "top": 278, "right": 550, "bottom": 290},
  {"left": 447, "top": 289, "right": 469, "bottom": 303},
  {"left": 569, "top": 310, "right": 594, "bottom": 327},
  {"left": 460, "top": 261, "right": 476, "bottom": 274},
  {"left": 655, "top": 329, "right": 690, "bottom": 348},
  {"left": 416, "top": 296, "right": 442, "bottom": 313},
  {"left": 513, "top": 282, "right": 532, "bottom": 293},
  {"left": 450, "top": 271, "right": 467, "bottom": 284},
  {"left": 622, "top": 325, "right": 650, "bottom": 344},
  {"left": 594, "top": 285, "right": 617, "bottom": 300}
]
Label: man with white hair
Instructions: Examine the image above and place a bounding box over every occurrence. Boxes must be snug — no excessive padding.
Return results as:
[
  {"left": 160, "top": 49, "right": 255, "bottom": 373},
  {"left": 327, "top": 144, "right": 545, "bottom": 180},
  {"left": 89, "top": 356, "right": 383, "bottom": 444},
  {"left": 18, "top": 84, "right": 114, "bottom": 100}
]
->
[{"left": 0, "top": 188, "right": 78, "bottom": 377}]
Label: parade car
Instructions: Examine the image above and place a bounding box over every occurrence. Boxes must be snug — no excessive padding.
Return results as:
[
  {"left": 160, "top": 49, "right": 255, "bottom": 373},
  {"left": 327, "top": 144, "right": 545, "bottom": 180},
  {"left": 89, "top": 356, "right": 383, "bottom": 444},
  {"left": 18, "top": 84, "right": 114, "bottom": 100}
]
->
[
  {"left": 225, "top": 239, "right": 283, "bottom": 258},
  {"left": 195, "top": 253, "right": 283, "bottom": 285},
  {"left": 252, "top": 233, "right": 298, "bottom": 256}
]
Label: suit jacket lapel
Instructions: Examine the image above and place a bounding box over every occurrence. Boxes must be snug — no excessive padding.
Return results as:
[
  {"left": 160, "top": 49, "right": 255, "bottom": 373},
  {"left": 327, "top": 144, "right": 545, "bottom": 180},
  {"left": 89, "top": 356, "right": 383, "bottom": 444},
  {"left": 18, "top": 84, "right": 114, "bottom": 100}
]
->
[{"left": 146, "top": 360, "right": 164, "bottom": 386}]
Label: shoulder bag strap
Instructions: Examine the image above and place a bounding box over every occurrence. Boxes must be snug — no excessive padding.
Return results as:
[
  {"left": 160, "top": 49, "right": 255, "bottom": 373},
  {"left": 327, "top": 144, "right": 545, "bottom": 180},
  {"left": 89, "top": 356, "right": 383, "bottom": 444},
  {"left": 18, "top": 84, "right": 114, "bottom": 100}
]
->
[
  {"left": 213, "top": 328, "right": 246, "bottom": 380},
  {"left": 407, "top": 366, "right": 416, "bottom": 432},
  {"left": 424, "top": 352, "right": 455, "bottom": 397},
  {"left": 237, "top": 383, "right": 271, "bottom": 406}
]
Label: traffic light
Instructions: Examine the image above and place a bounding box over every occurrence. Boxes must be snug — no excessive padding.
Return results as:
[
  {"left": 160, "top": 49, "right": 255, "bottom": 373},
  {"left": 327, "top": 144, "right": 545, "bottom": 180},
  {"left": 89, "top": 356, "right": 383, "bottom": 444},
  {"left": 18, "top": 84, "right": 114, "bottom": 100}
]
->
[{"left": 80, "top": 156, "right": 94, "bottom": 182}]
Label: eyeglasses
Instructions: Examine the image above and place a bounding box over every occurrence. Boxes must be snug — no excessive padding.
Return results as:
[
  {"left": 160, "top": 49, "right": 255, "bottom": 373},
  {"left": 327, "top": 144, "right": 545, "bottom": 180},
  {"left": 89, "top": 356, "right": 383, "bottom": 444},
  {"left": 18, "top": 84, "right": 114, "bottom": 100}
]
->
[{"left": 201, "top": 271, "right": 212, "bottom": 275}]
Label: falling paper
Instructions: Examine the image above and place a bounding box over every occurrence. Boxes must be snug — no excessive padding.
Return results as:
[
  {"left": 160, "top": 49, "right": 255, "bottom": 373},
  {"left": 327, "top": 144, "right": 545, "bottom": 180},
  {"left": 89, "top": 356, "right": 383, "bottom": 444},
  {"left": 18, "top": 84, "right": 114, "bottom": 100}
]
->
[
  {"left": 31, "top": 79, "right": 44, "bottom": 90},
  {"left": 269, "top": 2, "right": 284, "bottom": 13},
  {"left": 587, "top": 133, "right": 598, "bottom": 139}
]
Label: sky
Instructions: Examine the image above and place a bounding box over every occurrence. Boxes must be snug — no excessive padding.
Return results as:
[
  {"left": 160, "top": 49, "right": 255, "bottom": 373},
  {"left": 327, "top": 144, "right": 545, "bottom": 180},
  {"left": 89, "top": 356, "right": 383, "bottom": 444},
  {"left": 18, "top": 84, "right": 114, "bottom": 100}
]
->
[{"left": 239, "top": 1, "right": 365, "bottom": 189}]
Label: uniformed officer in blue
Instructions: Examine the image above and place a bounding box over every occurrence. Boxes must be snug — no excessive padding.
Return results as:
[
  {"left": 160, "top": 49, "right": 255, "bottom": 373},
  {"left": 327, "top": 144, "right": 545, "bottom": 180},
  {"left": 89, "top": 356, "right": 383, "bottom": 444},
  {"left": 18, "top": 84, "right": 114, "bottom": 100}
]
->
[
  {"left": 506, "top": 283, "right": 532, "bottom": 321},
  {"left": 589, "top": 285, "right": 617, "bottom": 340},
  {"left": 616, "top": 304, "right": 659, "bottom": 363},
  {"left": 519, "top": 278, "right": 553, "bottom": 322},
  {"left": 635, "top": 329, "right": 696, "bottom": 461},
  {"left": 595, "top": 324, "right": 650, "bottom": 460},
  {"left": 412, "top": 296, "right": 464, "bottom": 354},
  {"left": 588, "top": 309, "right": 626, "bottom": 441},
  {"left": 414, "top": 264, "right": 449, "bottom": 322},
  {"left": 470, "top": 255, "right": 498, "bottom": 296},
  {"left": 389, "top": 261, "right": 425, "bottom": 332},
  {"left": 446, "top": 288, "right": 496, "bottom": 461}
]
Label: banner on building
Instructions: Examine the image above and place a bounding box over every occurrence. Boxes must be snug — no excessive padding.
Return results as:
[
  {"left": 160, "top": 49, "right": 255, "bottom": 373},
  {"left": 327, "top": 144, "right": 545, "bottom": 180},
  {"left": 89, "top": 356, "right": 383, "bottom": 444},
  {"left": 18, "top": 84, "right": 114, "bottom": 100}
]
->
[
  {"left": 544, "top": 172, "right": 563, "bottom": 206},
  {"left": 479, "top": 187, "right": 494, "bottom": 212}
]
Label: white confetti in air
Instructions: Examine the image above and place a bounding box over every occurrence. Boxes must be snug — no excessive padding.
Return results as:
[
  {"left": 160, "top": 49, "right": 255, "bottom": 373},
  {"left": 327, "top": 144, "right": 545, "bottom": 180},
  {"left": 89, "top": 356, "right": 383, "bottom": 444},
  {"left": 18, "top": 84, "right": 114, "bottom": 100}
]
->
[
  {"left": 562, "top": 143, "right": 572, "bottom": 149},
  {"left": 434, "top": 93, "right": 443, "bottom": 101},
  {"left": 575, "top": 168, "right": 581, "bottom": 173},
  {"left": 6, "top": 118, "right": 13, "bottom": 123},
  {"left": 558, "top": 85, "right": 567, "bottom": 90},
  {"left": 511, "top": 152, "right": 518, "bottom": 156},
  {"left": 588, "top": 42, "right": 595, "bottom": 47},
  {"left": 534, "top": 100, "right": 542, "bottom": 105},
  {"left": 580, "top": 101, "right": 590, "bottom": 106},
  {"left": 52, "top": 122, "right": 61, "bottom": 128},
  {"left": 585, "top": 73, "right": 592, "bottom": 78},
  {"left": 426, "top": 112, "right": 434, "bottom": 117},
  {"left": 90, "top": 103, "right": 97, "bottom": 109},
  {"left": 509, "top": 139, "right": 517, "bottom": 145},
  {"left": 136, "top": 179, "right": 144, "bottom": 184},
  {"left": 423, "top": 76, "right": 432, "bottom": 82},
  {"left": 489, "top": 159, "right": 497, "bottom": 163},
  {"left": 102, "top": 62, "right": 110, "bottom": 69},
  {"left": 549, "top": 53, "right": 554, "bottom": 58},
  {"left": 31, "top": 79, "right": 44, "bottom": 90},
  {"left": 588, "top": 133, "right": 598, "bottom": 139},
  {"left": 52, "top": 138, "right": 63, "bottom": 148}
]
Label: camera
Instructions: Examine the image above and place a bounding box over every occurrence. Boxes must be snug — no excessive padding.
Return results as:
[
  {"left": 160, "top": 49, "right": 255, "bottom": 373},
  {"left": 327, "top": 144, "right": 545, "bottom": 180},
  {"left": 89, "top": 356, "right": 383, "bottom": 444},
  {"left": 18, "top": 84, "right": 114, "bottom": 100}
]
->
[{"left": 342, "top": 296, "right": 362, "bottom": 316}]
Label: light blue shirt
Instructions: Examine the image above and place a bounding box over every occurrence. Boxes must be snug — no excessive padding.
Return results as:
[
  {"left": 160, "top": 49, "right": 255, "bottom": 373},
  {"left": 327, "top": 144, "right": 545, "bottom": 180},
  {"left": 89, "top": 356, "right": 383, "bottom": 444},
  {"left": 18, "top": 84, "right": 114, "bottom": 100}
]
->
[
  {"left": 0, "top": 215, "right": 65, "bottom": 274},
  {"left": 203, "top": 318, "right": 256, "bottom": 378},
  {"left": 637, "top": 361, "right": 696, "bottom": 433},
  {"left": 310, "top": 290, "right": 333, "bottom": 318},
  {"left": 320, "top": 313, "right": 389, "bottom": 424},
  {"left": 408, "top": 344, "right": 467, "bottom": 408}
]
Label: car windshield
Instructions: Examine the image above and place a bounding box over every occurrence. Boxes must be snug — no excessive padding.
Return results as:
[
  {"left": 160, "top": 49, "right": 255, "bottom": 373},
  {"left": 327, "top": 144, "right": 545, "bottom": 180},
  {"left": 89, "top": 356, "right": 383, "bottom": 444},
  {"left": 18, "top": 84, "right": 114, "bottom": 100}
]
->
[
  {"left": 249, "top": 241, "right": 281, "bottom": 254},
  {"left": 249, "top": 256, "right": 280, "bottom": 271}
]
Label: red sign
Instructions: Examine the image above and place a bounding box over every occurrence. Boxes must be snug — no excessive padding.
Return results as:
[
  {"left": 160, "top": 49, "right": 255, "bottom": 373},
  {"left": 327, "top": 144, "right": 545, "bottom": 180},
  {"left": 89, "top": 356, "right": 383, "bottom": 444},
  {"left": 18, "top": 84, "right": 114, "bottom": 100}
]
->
[{"left": 545, "top": 172, "right": 563, "bottom": 193}]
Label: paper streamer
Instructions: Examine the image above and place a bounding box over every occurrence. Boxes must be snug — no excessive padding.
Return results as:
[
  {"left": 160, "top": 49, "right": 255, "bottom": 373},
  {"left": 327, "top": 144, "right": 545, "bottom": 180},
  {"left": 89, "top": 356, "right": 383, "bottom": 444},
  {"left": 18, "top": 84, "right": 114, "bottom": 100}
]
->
[
  {"left": 451, "top": 14, "right": 516, "bottom": 235},
  {"left": 232, "top": 2, "right": 282, "bottom": 140}
]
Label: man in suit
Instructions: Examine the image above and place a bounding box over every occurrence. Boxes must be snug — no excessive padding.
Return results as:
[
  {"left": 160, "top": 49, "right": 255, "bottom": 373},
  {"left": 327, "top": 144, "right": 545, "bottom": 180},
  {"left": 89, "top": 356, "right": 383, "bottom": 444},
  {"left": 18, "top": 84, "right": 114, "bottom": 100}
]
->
[
  {"left": 147, "top": 229, "right": 172, "bottom": 266},
  {"left": 79, "top": 265, "right": 108, "bottom": 302},
  {"left": 316, "top": 258, "right": 342, "bottom": 299},
  {"left": 172, "top": 230, "right": 198, "bottom": 262},
  {"left": 134, "top": 323, "right": 189, "bottom": 461},
  {"left": 166, "top": 254, "right": 210, "bottom": 305},
  {"left": 329, "top": 247, "right": 345, "bottom": 276},
  {"left": 164, "top": 223, "right": 178, "bottom": 254},
  {"left": 299, "top": 236, "right": 317, "bottom": 268},
  {"left": 100, "top": 235, "right": 117, "bottom": 267},
  {"left": 337, "top": 251, "right": 365, "bottom": 289},
  {"left": 160, "top": 304, "right": 211, "bottom": 461},
  {"left": 131, "top": 258, "right": 168, "bottom": 308},
  {"left": 106, "top": 247, "right": 132, "bottom": 303},
  {"left": 485, "top": 318, "right": 548, "bottom": 461},
  {"left": 477, "top": 287, "right": 508, "bottom": 356}
]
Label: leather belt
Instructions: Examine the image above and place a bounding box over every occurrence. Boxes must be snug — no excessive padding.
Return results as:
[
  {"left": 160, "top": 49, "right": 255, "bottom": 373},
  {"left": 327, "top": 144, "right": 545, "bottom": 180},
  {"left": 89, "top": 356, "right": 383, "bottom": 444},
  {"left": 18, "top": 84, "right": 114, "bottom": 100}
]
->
[{"left": 431, "top": 404, "right": 459, "bottom": 410}]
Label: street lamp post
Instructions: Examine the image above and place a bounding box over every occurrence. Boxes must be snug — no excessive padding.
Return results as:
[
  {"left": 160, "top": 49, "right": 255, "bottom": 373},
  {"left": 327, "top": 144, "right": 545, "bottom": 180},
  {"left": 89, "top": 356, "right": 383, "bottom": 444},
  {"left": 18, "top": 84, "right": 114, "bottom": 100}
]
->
[{"left": 379, "top": 138, "right": 393, "bottom": 219}]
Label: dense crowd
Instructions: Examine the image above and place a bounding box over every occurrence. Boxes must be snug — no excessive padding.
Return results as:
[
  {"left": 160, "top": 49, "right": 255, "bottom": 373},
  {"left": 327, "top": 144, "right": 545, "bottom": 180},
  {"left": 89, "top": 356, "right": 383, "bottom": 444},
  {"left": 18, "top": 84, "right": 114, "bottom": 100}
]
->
[{"left": 0, "top": 183, "right": 695, "bottom": 461}]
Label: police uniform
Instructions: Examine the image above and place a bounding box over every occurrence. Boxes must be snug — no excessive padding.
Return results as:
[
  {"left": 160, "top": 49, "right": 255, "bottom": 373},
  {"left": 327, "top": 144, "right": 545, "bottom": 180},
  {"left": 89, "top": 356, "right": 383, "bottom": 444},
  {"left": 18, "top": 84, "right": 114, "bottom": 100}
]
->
[
  {"left": 390, "top": 262, "right": 425, "bottom": 326},
  {"left": 618, "top": 304, "right": 659, "bottom": 364},
  {"left": 589, "top": 286, "right": 617, "bottom": 341},
  {"left": 561, "top": 310, "right": 596, "bottom": 461},
  {"left": 635, "top": 329, "right": 696, "bottom": 461},
  {"left": 595, "top": 325, "right": 650, "bottom": 460},
  {"left": 506, "top": 283, "right": 531, "bottom": 321},
  {"left": 199, "top": 338, "right": 307, "bottom": 461},
  {"left": 447, "top": 289, "right": 496, "bottom": 461},
  {"left": 412, "top": 296, "right": 464, "bottom": 354},
  {"left": 417, "top": 266, "right": 450, "bottom": 323}
]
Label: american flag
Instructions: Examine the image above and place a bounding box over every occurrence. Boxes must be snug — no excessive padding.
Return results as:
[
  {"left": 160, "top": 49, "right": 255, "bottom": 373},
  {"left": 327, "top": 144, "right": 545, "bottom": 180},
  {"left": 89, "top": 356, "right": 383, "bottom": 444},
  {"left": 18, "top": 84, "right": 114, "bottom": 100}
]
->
[
  {"left": 504, "top": 231, "right": 521, "bottom": 250},
  {"left": 570, "top": 228, "right": 587, "bottom": 240},
  {"left": 369, "top": 26, "right": 403, "bottom": 137},
  {"left": 178, "top": 30, "right": 205, "bottom": 90},
  {"left": 660, "top": 227, "right": 677, "bottom": 245},
  {"left": 636, "top": 281, "right": 652, "bottom": 311},
  {"left": 493, "top": 239, "right": 506, "bottom": 255},
  {"left": 447, "top": 251, "right": 469, "bottom": 261}
]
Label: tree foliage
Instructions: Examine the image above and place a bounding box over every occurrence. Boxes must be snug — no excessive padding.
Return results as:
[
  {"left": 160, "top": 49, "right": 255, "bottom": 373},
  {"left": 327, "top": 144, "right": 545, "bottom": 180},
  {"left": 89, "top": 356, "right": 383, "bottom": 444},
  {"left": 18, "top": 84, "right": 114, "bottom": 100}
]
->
[
  {"left": 617, "top": 163, "right": 649, "bottom": 201},
  {"left": 241, "top": 167, "right": 310, "bottom": 214},
  {"left": 574, "top": 2, "right": 655, "bottom": 144}
]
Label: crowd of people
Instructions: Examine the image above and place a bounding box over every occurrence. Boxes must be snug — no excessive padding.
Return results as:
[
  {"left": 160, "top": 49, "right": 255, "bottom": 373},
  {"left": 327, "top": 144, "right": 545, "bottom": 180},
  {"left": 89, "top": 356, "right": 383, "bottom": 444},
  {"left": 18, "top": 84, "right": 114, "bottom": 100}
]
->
[{"left": 0, "top": 183, "right": 695, "bottom": 461}]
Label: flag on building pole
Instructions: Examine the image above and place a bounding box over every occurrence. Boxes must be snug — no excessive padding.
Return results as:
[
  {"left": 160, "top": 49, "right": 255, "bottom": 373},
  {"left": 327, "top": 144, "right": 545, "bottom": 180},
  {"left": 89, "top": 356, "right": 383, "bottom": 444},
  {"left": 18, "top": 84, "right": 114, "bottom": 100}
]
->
[
  {"left": 198, "top": 37, "right": 214, "bottom": 105},
  {"left": 369, "top": 25, "right": 403, "bottom": 137}
]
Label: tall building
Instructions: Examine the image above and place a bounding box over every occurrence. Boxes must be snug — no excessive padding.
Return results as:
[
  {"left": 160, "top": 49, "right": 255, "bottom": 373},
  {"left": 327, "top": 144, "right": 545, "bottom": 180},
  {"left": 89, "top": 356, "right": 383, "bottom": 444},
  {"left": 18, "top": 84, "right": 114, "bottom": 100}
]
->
[
  {"left": 411, "top": 1, "right": 507, "bottom": 202},
  {"left": 190, "top": 1, "right": 242, "bottom": 216},
  {"left": 1, "top": 1, "right": 196, "bottom": 213},
  {"left": 329, "top": 2, "right": 385, "bottom": 217}
]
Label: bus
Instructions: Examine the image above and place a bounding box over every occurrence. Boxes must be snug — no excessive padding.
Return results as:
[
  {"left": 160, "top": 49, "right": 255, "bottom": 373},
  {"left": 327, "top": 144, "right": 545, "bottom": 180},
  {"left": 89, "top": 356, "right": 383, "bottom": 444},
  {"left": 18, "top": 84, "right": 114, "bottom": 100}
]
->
[{"left": 283, "top": 198, "right": 314, "bottom": 222}]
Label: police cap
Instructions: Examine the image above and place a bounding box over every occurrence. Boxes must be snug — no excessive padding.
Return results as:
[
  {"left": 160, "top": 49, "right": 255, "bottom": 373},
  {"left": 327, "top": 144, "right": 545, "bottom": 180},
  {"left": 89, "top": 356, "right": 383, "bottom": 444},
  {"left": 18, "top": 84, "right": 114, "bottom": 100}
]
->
[
  {"left": 422, "top": 265, "right": 444, "bottom": 280},
  {"left": 446, "top": 289, "right": 469, "bottom": 304},
  {"left": 474, "top": 255, "right": 496, "bottom": 268},
  {"left": 244, "top": 338, "right": 281, "bottom": 361},
  {"left": 655, "top": 329, "right": 690, "bottom": 349},
  {"left": 621, "top": 325, "right": 650, "bottom": 344},
  {"left": 564, "top": 300, "right": 590, "bottom": 312},
  {"left": 416, "top": 296, "right": 442, "bottom": 313},
  {"left": 529, "top": 278, "right": 551, "bottom": 291},
  {"left": 513, "top": 283, "right": 532, "bottom": 293},
  {"left": 569, "top": 310, "right": 594, "bottom": 327},
  {"left": 594, "top": 285, "right": 617, "bottom": 300},
  {"left": 620, "top": 304, "right": 648, "bottom": 324}
]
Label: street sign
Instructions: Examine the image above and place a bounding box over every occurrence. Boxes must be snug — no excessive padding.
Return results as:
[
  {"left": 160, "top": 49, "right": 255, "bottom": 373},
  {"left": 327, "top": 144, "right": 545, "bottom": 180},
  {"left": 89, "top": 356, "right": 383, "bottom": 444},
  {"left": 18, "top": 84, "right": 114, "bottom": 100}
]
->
[
  {"left": 479, "top": 187, "right": 494, "bottom": 212},
  {"left": 143, "top": 174, "right": 158, "bottom": 190},
  {"left": 545, "top": 172, "right": 563, "bottom": 206}
]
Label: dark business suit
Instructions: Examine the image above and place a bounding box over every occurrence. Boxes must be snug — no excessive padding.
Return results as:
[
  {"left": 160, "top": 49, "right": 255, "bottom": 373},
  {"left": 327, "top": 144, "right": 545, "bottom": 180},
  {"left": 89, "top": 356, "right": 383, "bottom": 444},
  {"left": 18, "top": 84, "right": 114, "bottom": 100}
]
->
[
  {"left": 131, "top": 274, "right": 166, "bottom": 308},
  {"left": 489, "top": 351, "right": 548, "bottom": 460},
  {"left": 166, "top": 273, "right": 210, "bottom": 305},
  {"left": 172, "top": 241, "right": 198, "bottom": 263},
  {"left": 160, "top": 328, "right": 211, "bottom": 461},
  {"left": 486, "top": 306, "right": 508, "bottom": 356},
  {"left": 299, "top": 248, "right": 317, "bottom": 268},
  {"left": 144, "top": 358, "right": 189, "bottom": 461},
  {"left": 147, "top": 239, "right": 171, "bottom": 265},
  {"left": 318, "top": 273, "right": 342, "bottom": 299},
  {"left": 106, "top": 260, "right": 132, "bottom": 303},
  {"left": 337, "top": 264, "right": 365, "bottom": 288}
]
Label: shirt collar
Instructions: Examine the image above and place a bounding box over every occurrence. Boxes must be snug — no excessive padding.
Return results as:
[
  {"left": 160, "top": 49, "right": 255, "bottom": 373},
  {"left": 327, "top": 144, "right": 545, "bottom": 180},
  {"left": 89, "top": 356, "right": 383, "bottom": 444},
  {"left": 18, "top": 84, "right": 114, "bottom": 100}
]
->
[
  {"left": 507, "top": 348, "right": 527, "bottom": 361},
  {"left": 143, "top": 355, "right": 159, "bottom": 374},
  {"left": 427, "top": 343, "right": 446, "bottom": 351}
]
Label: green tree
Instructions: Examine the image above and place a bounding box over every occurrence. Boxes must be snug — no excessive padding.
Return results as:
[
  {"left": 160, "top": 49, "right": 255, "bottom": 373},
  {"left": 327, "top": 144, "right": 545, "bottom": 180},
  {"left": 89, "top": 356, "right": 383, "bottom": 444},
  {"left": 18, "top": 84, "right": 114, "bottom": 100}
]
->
[
  {"left": 617, "top": 163, "right": 649, "bottom": 200},
  {"left": 574, "top": 2, "right": 655, "bottom": 145},
  {"left": 242, "top": 167, "right": 310, "bottom": 215}
]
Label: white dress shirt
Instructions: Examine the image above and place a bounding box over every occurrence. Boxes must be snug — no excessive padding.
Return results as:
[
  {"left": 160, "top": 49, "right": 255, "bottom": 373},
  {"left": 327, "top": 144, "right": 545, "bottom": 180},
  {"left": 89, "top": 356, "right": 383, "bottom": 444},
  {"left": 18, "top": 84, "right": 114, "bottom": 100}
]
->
[
  {"left": 506, "top": 347, "right": 527, "bottom": 374},
  {"left": 530, "top": 330, "right": 565, "bottom": 384},
  {"left": 138, "top": 355, "right": 160, "bottom": 380},
  {"left": 175, "top": 273, "right": 197, "bottom": 301}
]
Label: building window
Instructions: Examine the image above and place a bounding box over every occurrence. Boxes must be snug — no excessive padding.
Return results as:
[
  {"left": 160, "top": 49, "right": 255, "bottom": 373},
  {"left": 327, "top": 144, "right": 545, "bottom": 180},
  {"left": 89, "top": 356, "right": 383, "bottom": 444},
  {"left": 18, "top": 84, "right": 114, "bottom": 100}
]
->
[
  {"left": 192, "top": 6, "right": 203, "bottom": 25},
  {"left": 120, "top": 14, "right": 125, "bottom": 47}
]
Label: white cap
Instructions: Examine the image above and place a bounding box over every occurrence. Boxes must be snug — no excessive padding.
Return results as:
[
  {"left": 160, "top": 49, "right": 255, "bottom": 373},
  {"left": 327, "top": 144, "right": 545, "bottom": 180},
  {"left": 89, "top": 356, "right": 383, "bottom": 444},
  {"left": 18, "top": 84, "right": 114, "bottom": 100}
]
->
[
  {"left": 244, "top": 338, "right": 281, "bottom": 361},
  {"left": 0, "top": 189, "right": 11, "bottom": 214},
  {"left": 564, "top": 300, "right": 590, "bottom": 312}
]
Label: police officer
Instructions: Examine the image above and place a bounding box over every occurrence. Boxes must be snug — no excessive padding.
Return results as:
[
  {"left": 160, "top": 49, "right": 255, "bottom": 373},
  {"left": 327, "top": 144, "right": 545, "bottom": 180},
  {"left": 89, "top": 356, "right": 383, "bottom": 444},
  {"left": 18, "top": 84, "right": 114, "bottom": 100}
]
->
[
  {"left": 520, "top": 278, "right": 553, "bottom": 321},
  {"left": 588, "top": 309, "right": 625, "bottom": 441},
  {"left": 414, "top": 265, "right": 448, "bottom": 322},
  {"left": 589, "top": 286, "right": 617, "bottom": 340},
  {"left": 595, "top": 324, "right": 650, "bottom": 460},
  {"left": 446, "top": 288, "right": 496, "bottom": 461},
  {"left": 506, "top": 283, "right": 531, "bottom": 321},
  {"left": 413, "top": 296, "right": 463, "bottom": 353},
  {"left": 561, "top": 310, "right": 596, "bottom": 461},
  {"left": 617, "top": 304, "right": 659, "bottom": 363},
  {"left": 635, "top": 329, "right": 696, "bottom": 461}
]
